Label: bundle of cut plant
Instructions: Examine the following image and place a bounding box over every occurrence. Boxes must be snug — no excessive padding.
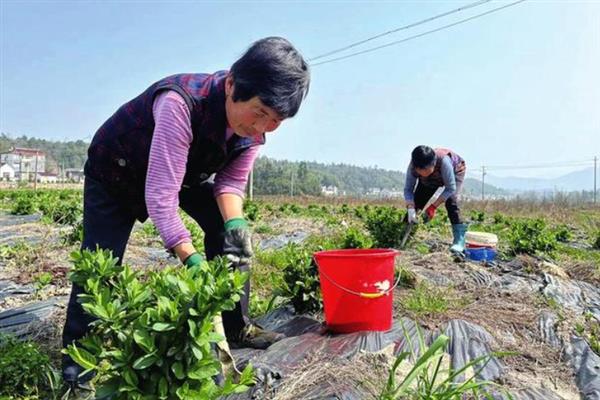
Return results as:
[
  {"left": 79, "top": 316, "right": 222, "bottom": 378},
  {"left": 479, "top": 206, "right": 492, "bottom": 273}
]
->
[{"left": 65, "top": 248, "right": 254, "bottom": 400}]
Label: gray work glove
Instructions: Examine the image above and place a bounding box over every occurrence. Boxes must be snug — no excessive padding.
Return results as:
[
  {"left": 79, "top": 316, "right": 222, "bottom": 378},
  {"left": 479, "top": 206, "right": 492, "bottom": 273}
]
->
[
  {"left": 223, "top": 217, "right": 253, "bottom": 266},
  {"left": 407, "top": 207, "right": 418, "bottom": 224}
]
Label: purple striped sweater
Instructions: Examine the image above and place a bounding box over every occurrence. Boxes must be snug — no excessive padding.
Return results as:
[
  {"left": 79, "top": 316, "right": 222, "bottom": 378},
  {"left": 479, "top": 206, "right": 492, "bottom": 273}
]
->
[{"left": 145, "top": 90, "right": 260, "bottom": 249}]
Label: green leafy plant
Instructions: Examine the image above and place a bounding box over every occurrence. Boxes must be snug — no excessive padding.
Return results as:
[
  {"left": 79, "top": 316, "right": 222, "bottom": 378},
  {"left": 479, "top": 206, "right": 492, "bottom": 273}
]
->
[
  {"left": 62, "top": 219, "right": 84, "bottom": 246},
  {"left": 354, "top": 204, "right": 371, "bottom": 220},
  {"left": 243, "top": 200, "right": 261, "bottom": 222},
  {"left": 340, "top": 226, "right": 373, "bottom": 249},
  {"left": 492, "top": 212, "right": 508, "bottom": 225},
  {"left": 254, "top": 224, "right": 275, "bottom": 235},
  {"left": 507, "top": 218, "right": 558, "bottom": 255},
  {"left": 248, "top": 292, "right": 283, "bottom": 318},
  {"left": 40, "top": 198, "right": 82, "bottom": 225},
  {"left": 278, "top": 243, "right": 322, "bottom": 314},
  {"left": 0, "top": 334, "right": 62, "bottom": 399},
  {"left": 403, "top": 283, "right": 451, "bottom": 317},
  {"left": 33, "top": 271, "right": 53, "bottom": 294},
  {"left": 469, "top": 210, "right": 485, "bottom": 223},
  {"left": 553, "top": 224, "right": 572, "bottom": 242},
  {"left": 576, "top": 312, "right": 600, "bottom": 356},
  {"left": 64, "top": 248, "right": 254, "bottom": 399},
  {"left": 140, "top": 221, "right": 159, "bottom": 237},
  {"left": 396, "top": 265, "right": 417, "bottom": 289},
  {"left": 414, "top": 243, "right": 430, "bottom": 255},
  {"left": 303, "top": 204, "right": 330, "bottom": 219},
  {"left": 277, "top": 203, "right": 302, "bottom": 216},
  {"left": 0, "top": 241, "right": 38, "bottom": 267},
  {"left": 10, "top": 196, "right": 37, "bottom": 215},
  {"left": 593, "top": 230, "right": 600, "bottom": 250},
  {"left": 379, "top": 328, "right": 509, "bottom": 400},
  {"left": 364, "top": 206, "right": 406, "bottom": 248}
]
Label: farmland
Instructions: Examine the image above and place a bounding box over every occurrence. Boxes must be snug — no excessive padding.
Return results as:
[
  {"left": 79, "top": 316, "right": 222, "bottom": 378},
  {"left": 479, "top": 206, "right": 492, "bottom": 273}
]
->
[{"left": 1, "top": 188, "right": 599, "bottom": 399}]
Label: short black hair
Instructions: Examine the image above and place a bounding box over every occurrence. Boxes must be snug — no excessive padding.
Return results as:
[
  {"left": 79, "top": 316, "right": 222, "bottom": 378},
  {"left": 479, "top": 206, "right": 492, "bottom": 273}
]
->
[
  {"left": 230, "top": 37, "right": 310, "bottom": 119},
  {"left": 411, "top": 145, "right": 436, "bottom": 169}
]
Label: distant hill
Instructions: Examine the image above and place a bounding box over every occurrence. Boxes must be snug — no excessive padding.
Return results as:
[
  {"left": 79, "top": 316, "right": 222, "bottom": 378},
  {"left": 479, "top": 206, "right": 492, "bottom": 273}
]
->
[
  {"left": 487, "top": 167, "right": 596, "bottom": 192},
  {"left": 462, "top": 177, "right": 509, "bottom": 198}
]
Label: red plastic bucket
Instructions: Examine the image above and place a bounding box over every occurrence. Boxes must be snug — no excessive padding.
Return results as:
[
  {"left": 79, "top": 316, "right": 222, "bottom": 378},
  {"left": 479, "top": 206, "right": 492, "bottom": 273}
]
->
[{"left": 313, "top": 248, "right": 399, "bottom": 333}]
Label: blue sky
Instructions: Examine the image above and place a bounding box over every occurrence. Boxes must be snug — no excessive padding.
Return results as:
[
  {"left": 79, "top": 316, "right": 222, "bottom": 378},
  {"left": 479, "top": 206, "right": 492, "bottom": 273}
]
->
[{"left": 1, "top": 0, "right": 598, "bottom": 178}]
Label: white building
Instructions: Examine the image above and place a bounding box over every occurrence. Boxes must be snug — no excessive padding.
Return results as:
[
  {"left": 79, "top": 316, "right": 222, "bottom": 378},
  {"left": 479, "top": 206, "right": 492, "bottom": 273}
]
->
[
  {"left": 37, "top": 173, "right": 58, "bottom": 183},
  {"left": 321, "top": 185, "right": 339, "bottom": 196},
  {"left": 64, "top": 168, "right": 85, "bottom": 182},
  {"left": 0, "top": 163, "right": 15, "bottom": 181},
  {"left": 0, "top": 147, "right": 46, "bottom": 181},
  {"left": 366, "top": 187, "right": 403, "bottom": 199}
]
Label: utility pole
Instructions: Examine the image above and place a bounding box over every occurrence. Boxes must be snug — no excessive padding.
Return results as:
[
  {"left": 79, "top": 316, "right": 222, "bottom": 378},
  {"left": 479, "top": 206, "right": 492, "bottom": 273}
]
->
[
  {"left": 594, "top": 156, "right": 597, "bottom": 205},
  {"left": 481, "top": 166, "right": 486, "bottom": 201},
  {"left": 248, "top": 168, "right": 254, "bottom": 201},
  {"left": 34, "top": 152, "right": 39, "bottom": 190}
]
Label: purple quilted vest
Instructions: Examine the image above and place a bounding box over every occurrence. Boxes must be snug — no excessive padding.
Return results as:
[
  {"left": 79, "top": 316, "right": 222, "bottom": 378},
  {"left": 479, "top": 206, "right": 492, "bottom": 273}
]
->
[
  {"left": 412, "top": 148, "right": 466, "bottom": 188},
  {"left": 85, "top": 71, "right": 264, "bottom": 220}
]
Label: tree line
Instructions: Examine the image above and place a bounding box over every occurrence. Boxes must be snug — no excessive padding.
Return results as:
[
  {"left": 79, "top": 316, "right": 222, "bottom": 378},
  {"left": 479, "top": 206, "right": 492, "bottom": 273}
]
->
[{"left": 1, "top": 133, "right": 506, "bottom": 196}]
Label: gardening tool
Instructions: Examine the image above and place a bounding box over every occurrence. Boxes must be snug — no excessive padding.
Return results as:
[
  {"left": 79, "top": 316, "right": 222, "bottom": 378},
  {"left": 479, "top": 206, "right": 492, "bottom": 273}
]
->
[
  {"left": 399, "top": 210, "right": 422, "bottom": 250},
  {"left": 399, "top": 221, "right": 415, "bottom": 250}
]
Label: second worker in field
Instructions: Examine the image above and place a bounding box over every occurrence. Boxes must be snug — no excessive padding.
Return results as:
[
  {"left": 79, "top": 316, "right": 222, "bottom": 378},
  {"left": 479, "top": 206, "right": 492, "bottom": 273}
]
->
[{"left": 403, "top": 146, "right": 468, "bottom": 254}]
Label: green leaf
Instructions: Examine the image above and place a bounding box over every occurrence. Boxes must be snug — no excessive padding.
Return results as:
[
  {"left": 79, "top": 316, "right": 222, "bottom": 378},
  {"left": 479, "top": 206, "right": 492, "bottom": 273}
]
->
[
  {"left": 132, "top": 353, "right": 157, "bottom": 370},
  {"left": 191, "top": 343, "right": 204, "bottom": 361},
  {"left": 206, "top": 332, "right": 225, "bottom": 343},
  {"left": 239, "top": 363, "right": 255, "bottom": 385},
  {"left": 152, "top": 322, "right": 175, "bottom": 332},
  {"left": 133, "top": 329, "right": 155, "bottom": 352},
  {"left": 123, "top": 367, "right": 139, "bottom": 387},
  {"left": 188, "top": 320, "right": 197, "bottom": 337},
  {"left": 177, "top": 279, "right": 191, "bottom": 296},
  {"left": 95, "top": 378, "right": 120, "bottom": 399},
  {"left": 171, "top": 361, "right": 185, "bottom": 380},
  {"left": 67, "top": 345, "right": 97, "bottom": 371},
  {"left": 187, "top": 364, "right": 220, "bottom": 380},
  {"left": 158, "top": 377, "right": 169, "bottom": 399}
]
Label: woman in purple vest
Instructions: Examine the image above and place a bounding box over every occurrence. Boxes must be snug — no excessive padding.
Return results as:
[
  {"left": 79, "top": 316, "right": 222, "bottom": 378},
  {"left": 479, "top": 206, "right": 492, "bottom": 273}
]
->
[
  {"left": 404, "top": 145, "right": 468, "bottom": 254},
  {"left": 62, "top": 37, "right": 310, "bottom": 387}
]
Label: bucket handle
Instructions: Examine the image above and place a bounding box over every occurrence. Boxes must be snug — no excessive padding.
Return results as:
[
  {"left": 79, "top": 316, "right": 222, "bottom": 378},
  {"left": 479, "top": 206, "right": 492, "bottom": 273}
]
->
[{"left": 315, "top": 257, "right": 402, "bottom": 299}]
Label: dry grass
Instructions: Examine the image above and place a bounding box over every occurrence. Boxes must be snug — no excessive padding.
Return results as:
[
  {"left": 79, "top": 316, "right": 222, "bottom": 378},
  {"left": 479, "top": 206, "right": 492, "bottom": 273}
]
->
[
  {"left": 271, "top": 347, "right": 393, "bottom": 400},
  {"left": 394, "top": 251, "right": 579, "bottom": 393}
]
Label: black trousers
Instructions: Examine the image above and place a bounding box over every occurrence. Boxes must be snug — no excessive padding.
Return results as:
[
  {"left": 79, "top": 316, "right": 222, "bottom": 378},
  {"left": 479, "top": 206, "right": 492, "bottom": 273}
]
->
[
  {"left": 62, "top": 177, "right": 249, "bottom": 362},
  {"left": 413, "top": 179, "right": 464, "bottom": 225}
]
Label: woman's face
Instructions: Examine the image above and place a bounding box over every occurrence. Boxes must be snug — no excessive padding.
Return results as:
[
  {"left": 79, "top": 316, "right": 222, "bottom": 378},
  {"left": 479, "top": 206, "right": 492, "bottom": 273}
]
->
[
  {"left": 415, "top": 165, "right": 435, "bottom": 177},
  {"left": 225, "top": 75, "right": 283, "bottom": 139}
]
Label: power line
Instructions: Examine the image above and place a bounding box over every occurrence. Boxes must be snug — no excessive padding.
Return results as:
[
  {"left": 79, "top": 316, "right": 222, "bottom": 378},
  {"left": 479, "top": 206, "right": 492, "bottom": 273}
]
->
[
  {"left": 309, "top": 0, "right": 493, "bottom": 61},
  {"left": 311, "top": 0, "right": 527, "bottom": 67}
]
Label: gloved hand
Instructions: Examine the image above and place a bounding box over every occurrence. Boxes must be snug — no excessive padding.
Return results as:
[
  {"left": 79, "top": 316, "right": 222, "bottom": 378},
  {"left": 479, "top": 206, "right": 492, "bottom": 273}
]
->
[
  {"left": 407, "top": 208, "right": 418, "bottom": 224},
  {"left": 424, "top": 204, "right": 437, "bottom": 222},
  {"left": 223, "top": 217, "right": 253, "bottom": 266},
  {"left": 183, "top": 252, "right": 203, "bottom": 268}
]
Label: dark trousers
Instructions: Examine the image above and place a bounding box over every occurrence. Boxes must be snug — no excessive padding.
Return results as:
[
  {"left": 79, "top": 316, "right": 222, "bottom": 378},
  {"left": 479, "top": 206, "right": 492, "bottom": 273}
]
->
[
  {"left": 62, "top": 177, "right": 249, "bottom": 364},
  {"left": 413, "top": 178, "right": 464, "bottom": 225}
]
